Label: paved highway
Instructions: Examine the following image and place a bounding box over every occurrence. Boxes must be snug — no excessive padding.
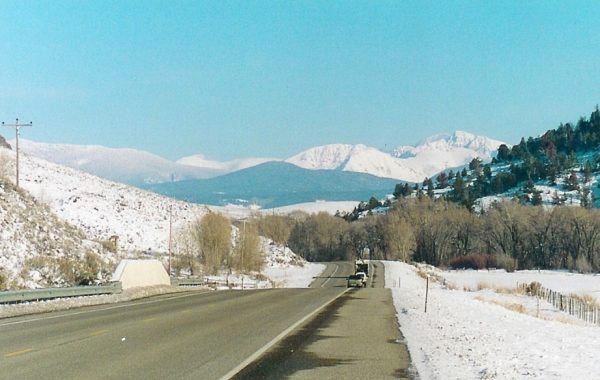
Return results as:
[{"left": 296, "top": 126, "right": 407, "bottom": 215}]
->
[
  {"left": 1, "top": 288, "right": 343, "bottom": 379},
  {"left": 1, "top": 261, "right": 412, "bottom": 379},
  {"left": 309, "top": 261, "right": 355, "bottom": 288},
  {"left": 236, "top": 260, "right": 413, "bottom": 379}
]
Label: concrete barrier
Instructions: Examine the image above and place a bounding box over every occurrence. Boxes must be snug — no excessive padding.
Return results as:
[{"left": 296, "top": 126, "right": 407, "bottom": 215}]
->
[{"left": 111, "top": 259, "right": 170, "bottom": 290}]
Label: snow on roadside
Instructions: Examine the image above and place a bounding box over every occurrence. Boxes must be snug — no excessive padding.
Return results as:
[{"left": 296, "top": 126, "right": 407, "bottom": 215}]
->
[
  {"left": 261, "top": 238, "right": 325, "bottom": 288},
  {"left": 384, "top": 261, "right": 600, "bottom": 380}
]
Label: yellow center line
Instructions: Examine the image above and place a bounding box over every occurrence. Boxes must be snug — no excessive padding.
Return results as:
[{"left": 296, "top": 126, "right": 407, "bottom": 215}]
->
[
  {"left": 5, "top": 348, "right": 33, "bottom": 358},
  {"left": 90, "top": 329, "right": 110, "bottom": 337}
]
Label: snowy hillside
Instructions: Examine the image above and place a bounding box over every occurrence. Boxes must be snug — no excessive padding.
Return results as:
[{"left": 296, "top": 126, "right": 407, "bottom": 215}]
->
[
  {"left": 15, "top": 139, "right": 222, "bottom": 186},
  {"left": 1, "top": 146, "right": 324, "bottom": 289},
  {"left": 0, "top": 173, "right": 114, "bottom": 288},
  {"left": 1, "top": 146, "right": 210, "bottom": 253},
  {"left": 287, "top": 131, "right": 506, "bottom": 182}
]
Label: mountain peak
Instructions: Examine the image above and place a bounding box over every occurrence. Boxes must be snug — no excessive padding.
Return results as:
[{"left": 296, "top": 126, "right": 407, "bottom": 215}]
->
[{"left": 287, "top": 131, "right": 506, "bottom": 182}]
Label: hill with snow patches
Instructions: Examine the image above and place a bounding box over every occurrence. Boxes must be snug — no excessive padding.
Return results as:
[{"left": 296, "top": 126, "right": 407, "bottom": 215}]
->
[{"left": 0, "top": 172, "right": 115, "bottom": 288}]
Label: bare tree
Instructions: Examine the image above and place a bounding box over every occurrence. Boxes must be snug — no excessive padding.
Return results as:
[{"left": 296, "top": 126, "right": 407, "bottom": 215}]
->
[
  {"left": 193, "top": 213, "right": 232, "bottom": 275},
  {"left": 233, "top": 222, "right": 264, "bottom": 273},
  {"left": 172, "top": 224, "right": 201, "bottom": 276}
]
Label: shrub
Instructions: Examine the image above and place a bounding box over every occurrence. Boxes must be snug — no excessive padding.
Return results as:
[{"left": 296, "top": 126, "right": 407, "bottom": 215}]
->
[
  {"left": 448, "top": 254, "right": 519, "bottom": 271},
  {"left": 526, "top": 281, "right": 542, "bottom": 295},
  {"left": 448, "top": 254, "right": 490, "bottom": 270},
  {"left": 0, "top": 269, "right": 7, "bottom": 290},
  {"left": 572, "top": 294, "right": 599, "bottom": 308},
  {"left": 495, "top": 254, "right": 517, "bottom": 272},
  {"left": 575, "top": 256, "right": 592, "bottom": 273}
]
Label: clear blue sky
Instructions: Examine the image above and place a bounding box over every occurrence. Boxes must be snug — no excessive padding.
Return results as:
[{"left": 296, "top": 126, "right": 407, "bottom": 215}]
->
[{"left": 1, "top": 1, "right": 599, "bottom": 161}]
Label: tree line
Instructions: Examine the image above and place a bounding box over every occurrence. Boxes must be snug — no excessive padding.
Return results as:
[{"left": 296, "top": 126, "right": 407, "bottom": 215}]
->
[{"left": 249, "top": 198, "right": 600, "bottom": 273}]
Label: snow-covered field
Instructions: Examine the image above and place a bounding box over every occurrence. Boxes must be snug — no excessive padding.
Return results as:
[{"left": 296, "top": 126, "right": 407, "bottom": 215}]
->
[
  {"left": 384, "top": 261, "right": 600, "bottom": 379},
  {"left": 441, "top": 269, "right": 600, "bottom": 302},
  {"left": 265, "top": 200, "right": 359, "bottom": 215}
]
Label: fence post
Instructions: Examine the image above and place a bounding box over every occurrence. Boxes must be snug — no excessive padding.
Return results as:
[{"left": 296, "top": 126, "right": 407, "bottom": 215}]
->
[{"left": 424, "top": 275, "right": 429, "bottom": 313}]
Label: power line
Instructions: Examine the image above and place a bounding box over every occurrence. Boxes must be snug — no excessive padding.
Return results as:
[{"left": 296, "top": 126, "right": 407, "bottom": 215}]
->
[{"left": 1, "top": 118, "right": 32, "bottom": 188}]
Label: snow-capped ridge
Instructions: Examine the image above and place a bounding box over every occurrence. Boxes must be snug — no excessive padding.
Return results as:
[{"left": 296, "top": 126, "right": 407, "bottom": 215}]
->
[
  {"left": 286, "top": 131, "right": 506, "bottom": 182},
  {"left": 176, "top": 154, "right": 276, "bottom": 172}
]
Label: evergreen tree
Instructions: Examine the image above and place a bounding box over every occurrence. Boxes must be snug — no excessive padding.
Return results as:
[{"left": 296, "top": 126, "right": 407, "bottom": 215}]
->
[
  {"left": 583, "top": 161, "right": 592, "bottom": 183},
  {"left": 523, "top": 179, "right": 535, "bottom": 194},
  {"left": 483, "top": 164, "right": 492, "bottom": 179},
  {"left": 426, "top": 178, "right": 435, "bottom": 198},
  {"left": 393, "top": 183, "right": 404, "bottom": 199},
  {"left": 497, "top": 144, "right": 511, "bottom": 161},
  {"left": 531, "top": 190, "right": 543, "bottom": 206},
  {"left": 436, "top": 172, "right": 449, "bottom": 189},
  {"left": 566, "top": 171, "right": 579, "bottom": 191}
]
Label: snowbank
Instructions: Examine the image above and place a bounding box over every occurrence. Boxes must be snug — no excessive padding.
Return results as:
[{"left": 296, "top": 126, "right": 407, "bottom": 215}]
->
[
  {"left": 384, "top": 261, "right": 600, "bottom": 379},
  {"left": 261, "top": 239, "right": 325, "bottom": 288}
]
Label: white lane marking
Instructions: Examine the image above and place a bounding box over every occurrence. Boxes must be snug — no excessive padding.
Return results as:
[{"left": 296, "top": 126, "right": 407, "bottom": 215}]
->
[
  {"left": 321, "top": 264, "right": 340, "bottom": 288},
  {"left": 0, "top": 291, "right": 209, "bottom": 328},
  {"left": 219, "top": 288, "right": 350, "bottom": 380}
]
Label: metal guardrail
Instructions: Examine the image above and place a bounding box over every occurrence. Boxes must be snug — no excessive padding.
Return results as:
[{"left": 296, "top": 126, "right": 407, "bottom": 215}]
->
[
  {"left": 170, "top": 277, "right": 205, "bottom": 287},
  {"left": 0, "top": 282, "right": 122, "bottom": 304}
]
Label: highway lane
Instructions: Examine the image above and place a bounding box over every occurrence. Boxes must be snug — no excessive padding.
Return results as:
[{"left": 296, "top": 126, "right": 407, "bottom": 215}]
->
[
  {"left": 0, "top": 288, "right": 344, "bottom": 380},
  {"left": 309, "top": 261, "right": 355, "bottom": 288},
  {"left": 236, "top": 260, "right": 413, "bottom": 379}
]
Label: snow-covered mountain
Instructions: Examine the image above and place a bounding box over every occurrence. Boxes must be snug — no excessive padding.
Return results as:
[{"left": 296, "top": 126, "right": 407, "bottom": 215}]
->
[
  {"left": 15, "top": 130, "right": 505, "bottom": 187},
  {"left": 176, "top": 154, "right": 275, "bottom": 173},
  {"left": 287, "top": 131, "right": 506, "bottom": 182},
  {"left": 393, "top": 131, "right": 504, "bottom": 160},
  {"left": 14, "top": 139, "right": 221, "bottom": 186},
  {"left": 286, "top": 144, "right": 424, "bottom": 181}
]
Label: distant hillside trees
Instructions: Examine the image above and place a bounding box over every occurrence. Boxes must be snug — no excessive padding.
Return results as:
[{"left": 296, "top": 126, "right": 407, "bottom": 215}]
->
[
  {"left": 490, "top": 107, "right": 600, "bottom": 192},
  {"left": 255, "top": 215, "right": 293, "bottom": 246},
  {"left": 391, "top": 106, "right": 600, "bottom": 209}
]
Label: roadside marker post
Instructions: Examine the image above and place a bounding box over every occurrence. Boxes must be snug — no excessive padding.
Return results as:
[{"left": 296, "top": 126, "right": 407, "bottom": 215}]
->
[{"left": 424, "top": 275, "right": 430, "bottom": 313}]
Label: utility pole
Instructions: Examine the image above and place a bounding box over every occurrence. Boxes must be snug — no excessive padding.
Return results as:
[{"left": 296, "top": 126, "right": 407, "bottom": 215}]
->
[
  {"left": 168, "top": 204, "right": 173, "bottom": 276},
  {"left": 1, "top": 118, "right": 32, "bottom": 188}
]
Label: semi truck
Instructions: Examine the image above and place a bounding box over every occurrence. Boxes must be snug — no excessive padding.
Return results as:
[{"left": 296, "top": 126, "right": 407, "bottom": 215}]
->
[
  {"left": 347, "top": 259, "right": 369, "bottom": 287},
  {"left": 355, "top": 259, "right": 369, "bottom": 276}
]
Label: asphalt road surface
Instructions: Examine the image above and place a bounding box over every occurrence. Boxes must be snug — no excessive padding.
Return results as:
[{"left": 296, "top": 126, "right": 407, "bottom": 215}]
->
[
  {"left": 236, "top": 260, "right": 413, "bottom": 379},
  {"left": 1, "top": 261, "right": 412, "bottom": 379},
  {"left": 1, "top": 288, "right": 343, "bottom": 379}
]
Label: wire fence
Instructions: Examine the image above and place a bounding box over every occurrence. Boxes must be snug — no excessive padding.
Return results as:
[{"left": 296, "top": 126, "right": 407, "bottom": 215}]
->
[{"left": 518, "top": 282, "right": 600, "bottom": 325}]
